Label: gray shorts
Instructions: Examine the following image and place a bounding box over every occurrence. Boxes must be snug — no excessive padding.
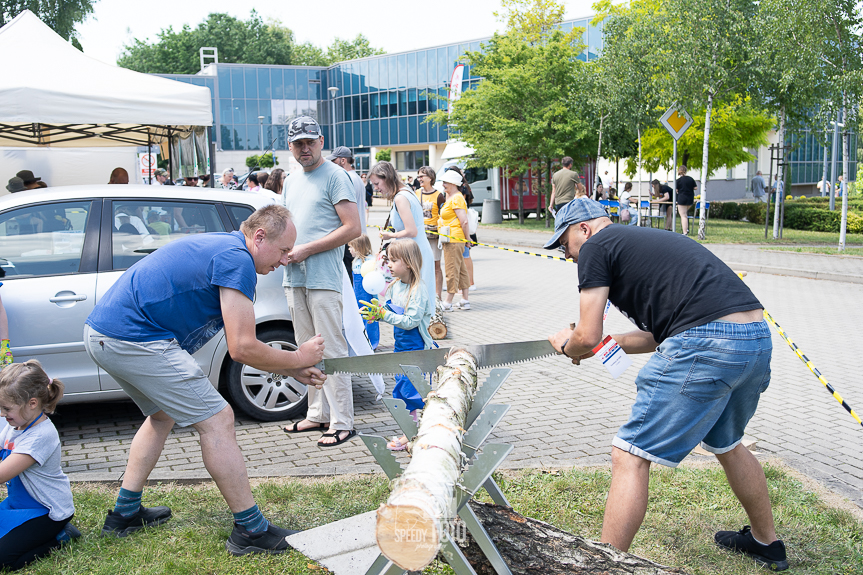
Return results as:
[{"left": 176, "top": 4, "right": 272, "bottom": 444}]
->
[{"left": 83, "top": 324, "right": 228, "bottom": 427}]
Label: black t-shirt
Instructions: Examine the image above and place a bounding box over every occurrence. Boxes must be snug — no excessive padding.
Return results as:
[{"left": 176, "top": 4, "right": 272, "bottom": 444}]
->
[
  {"left": 676, "top": 175, "right": 697, "bottom": 205},
  {"left": 577, "top": 225, "right": 762, "bottom": 343},
  {"left": 657, "top": 184, "right": 672, "bottom": 200}
]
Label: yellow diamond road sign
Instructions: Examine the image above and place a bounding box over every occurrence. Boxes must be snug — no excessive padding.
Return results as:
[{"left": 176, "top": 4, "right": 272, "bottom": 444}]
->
[{"left": 660, "top": 106, "right": 693, "bottom": 141}]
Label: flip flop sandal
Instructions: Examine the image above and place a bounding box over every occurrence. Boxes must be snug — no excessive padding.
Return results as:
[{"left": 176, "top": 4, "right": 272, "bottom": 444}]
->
[
  {"left": 387, "top": 436, "right": 409, "bottom": 451},
  {"left": 283, "top": 421, "right": 328, "bottom": 434},
  {"left": 317, "top": 429, "right": 357, "bottom": 447}
]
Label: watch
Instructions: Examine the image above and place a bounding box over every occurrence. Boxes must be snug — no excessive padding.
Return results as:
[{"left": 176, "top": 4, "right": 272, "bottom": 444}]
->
[{"left": 560, "top": 338, "right": 570, "bottom": 358}]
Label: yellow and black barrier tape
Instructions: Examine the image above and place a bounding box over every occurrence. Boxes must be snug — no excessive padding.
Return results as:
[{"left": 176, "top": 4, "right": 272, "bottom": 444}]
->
[
  {"left": 763, "top": 309, "right": 863, "bottom": 428},
  {"left": 370, "top": 224, "right": 575, "bottom": 263}
]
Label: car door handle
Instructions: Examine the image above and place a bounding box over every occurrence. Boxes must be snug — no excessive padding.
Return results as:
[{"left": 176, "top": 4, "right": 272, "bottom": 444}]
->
[{"left": 49, "top": 294, "right": 87, "bottom": 303}]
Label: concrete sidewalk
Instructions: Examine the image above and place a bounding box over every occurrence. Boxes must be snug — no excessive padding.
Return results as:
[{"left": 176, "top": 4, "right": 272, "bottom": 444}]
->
[{"left": 476, "top": 224, "right": 863, "bottom": 284}]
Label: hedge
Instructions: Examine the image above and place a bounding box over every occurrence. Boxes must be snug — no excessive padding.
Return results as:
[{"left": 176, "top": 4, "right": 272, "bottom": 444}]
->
[{"left": 705, "top": 198, "right": 863, "bottom": 234}]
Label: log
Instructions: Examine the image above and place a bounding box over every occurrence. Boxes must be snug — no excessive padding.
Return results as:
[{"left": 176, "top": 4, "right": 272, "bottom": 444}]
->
[
  {"left": 455, "top": 501, "right": 691, "bottom": 575},
  {"left": 376, "top": 349, "right": 478, "bottom": 571},
  {"left": 428, "top": 299, "right": 448, "bottom": 340}
]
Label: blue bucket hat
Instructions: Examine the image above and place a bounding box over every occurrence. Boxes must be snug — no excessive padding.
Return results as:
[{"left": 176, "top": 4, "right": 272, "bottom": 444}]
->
[{"left": 543, "top": 198, "right": 610, "bottom": 250}]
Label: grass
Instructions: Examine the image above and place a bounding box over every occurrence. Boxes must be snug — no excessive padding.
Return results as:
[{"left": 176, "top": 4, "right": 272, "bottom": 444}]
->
[
  {"left": 480, "top": 216, "right": 863, "bottom": 246},
  {"left": 6, "top": 462, "right": 862, "bottom": 575},
  {"left": 762, "top": 246, "right": 863, "bottom": 257}
]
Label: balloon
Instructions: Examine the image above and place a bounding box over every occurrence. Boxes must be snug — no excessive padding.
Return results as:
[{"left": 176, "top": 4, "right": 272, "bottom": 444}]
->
[
  {"left": 363, "top": 271, "right": 386, "bottom": 295},
  {"left": 360, "top": 259, "right": 376, "bottom": 277}
]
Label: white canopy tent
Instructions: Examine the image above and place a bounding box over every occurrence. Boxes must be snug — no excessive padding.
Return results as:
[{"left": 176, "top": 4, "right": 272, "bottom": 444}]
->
[{"left": 0, "top": 10, "right": 212, "bottom": 178}]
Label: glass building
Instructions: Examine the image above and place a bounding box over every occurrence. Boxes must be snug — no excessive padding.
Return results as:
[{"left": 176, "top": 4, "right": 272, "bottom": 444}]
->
[{"left": 159, "top": 16, "right": 604, "bottom": 173}]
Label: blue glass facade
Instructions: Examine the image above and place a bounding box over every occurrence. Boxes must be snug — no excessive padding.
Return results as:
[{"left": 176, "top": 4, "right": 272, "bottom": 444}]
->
[
  {"left": 159, "top": 16, "right": 602, "bottom": 169},
  {"left": 788, "top": 129, "right": 857, "bottom": 185}
]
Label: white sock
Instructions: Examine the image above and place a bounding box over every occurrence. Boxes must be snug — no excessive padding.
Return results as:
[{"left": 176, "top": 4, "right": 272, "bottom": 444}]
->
[{"left": 751, "top": 533, "right": 771, "bottom": 546}]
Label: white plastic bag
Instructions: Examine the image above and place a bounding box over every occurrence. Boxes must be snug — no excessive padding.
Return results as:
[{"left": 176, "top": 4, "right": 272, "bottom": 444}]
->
[{"left": 467, "top": 208, "right": 479, "bottom": 235}]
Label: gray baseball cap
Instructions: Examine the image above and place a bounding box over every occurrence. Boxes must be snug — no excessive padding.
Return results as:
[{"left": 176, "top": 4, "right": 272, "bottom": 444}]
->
[
  {"left": 288, "top": 116, "right": 323, "bottom": 142},
  {"left": 326, "top": 146, "right": 353, "bottom": 161},
  {"left": 544, "top": 198, "right": 610, "bottom": 250}
]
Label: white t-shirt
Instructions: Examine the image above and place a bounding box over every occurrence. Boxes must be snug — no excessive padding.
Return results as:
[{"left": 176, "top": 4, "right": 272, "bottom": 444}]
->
[{"left": 1, "top": 418, "right": 74, "bottom": 521}]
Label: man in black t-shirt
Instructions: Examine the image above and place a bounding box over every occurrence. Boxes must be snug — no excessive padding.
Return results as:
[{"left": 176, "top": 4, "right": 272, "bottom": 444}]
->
[
  {"left": 675, "top": 165, "right": 698, "bottom": 235},
  {"left": 542, "top": 199, "right": 787, "bottom": 570}
]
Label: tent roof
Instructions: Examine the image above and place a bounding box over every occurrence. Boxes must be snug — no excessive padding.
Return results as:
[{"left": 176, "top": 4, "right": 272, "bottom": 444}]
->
[{"left": 0, "top": 11, "right": 212, "bottom": 147}]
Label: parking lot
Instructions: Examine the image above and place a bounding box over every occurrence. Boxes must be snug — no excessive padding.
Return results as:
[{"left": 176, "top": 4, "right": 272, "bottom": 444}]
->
[{"left": 53, "top": 207, "right": 863, "bottom": 510}]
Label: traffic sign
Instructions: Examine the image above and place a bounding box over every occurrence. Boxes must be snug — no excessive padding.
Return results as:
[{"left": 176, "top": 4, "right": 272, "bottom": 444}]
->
[{"left": 660, "top": 105, "right": 693, "bottom": 141}]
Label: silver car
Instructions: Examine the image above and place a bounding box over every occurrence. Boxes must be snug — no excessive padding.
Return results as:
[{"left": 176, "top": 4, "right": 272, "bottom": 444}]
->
[{"left": 0, "top": 185, "right": 308, "bottom": 421}]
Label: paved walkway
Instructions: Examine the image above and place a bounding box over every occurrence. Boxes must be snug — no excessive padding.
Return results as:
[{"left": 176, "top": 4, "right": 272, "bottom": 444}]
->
[{"left": 55, "top": 209, "right": 863, "bottom": 510}]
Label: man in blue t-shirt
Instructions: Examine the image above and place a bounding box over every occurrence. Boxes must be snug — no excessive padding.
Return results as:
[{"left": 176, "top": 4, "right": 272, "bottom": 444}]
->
[
  {"left": 543, "top": 199, "right": 788, "bottom": 571},
  {"left": 84, "top": 204, "right": 326, "bottom": 556}
]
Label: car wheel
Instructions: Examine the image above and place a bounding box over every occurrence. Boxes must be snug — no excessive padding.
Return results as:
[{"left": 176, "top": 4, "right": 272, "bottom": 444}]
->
[{"left": 225, "top": 326, "right": 308, "bottom": 422}]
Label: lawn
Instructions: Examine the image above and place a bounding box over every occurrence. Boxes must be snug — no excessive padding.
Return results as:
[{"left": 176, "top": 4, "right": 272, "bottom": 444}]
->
[
  {"left": 481, "top": 216, "right": 863, "bottom": 246},
  {"left": 10, "top": 461, "right": 862, "bottom": 575},
  {"left": 763, "top": 246, "right": 863, "bottom": 257}
]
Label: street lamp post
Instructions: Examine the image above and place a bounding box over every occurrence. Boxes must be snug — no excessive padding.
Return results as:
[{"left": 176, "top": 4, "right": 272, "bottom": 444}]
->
[
  {"left": 328, "top": 86, "right": 339, "bottom": 151},
  {"left": 258, "top": 115, "right": 265, "bottom": 158}
]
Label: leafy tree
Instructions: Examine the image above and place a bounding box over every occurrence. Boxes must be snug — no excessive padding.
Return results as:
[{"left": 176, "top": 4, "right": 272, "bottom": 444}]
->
[
  {"left": 1, "top": 0, "right": 96, "bottom": 49},
  {"left": 429, "top": 0, "right": 596, "bottom": 225},
  {"left": 658, "top": 0, "right": 761, "bottom": 239},
  {"left": 117, "top": 13, "right": 385, "bottom": 73},
  {"left": 375, "top": 148, "right": 391, "bottom": 162},
  {"left": 245, "top": 152, "right": 277, "bottom": 169},
  {"left": 118, "top": 12, "right": 293, "bottom": 74},
  {"left": 631, "top": 97, "right": 772, "bottom": 174}
]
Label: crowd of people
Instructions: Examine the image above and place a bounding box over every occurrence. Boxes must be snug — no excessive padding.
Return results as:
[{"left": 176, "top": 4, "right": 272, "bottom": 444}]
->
[{"left": 0, "top": 119, "right": 787, "bottom": 572}]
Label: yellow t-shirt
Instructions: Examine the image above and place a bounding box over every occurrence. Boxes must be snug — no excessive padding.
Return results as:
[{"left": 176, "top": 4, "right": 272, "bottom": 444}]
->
[
  {"left": 437, "top": 193, "right": 467, "bottom": 241},
  {"left": 416, "top": 189, "right": 443, "bottom": 229}
]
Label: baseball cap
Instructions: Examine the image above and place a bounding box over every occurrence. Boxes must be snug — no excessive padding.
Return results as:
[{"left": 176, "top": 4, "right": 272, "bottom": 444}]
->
[
  {"left": 154, "top": 168, "right": 167, "bottom": 177},
  {"left": 439, "top": 170, "right": 463, "bottom": 186},
  {"left": 288, "top": 116, "right": 323, "bottom": 142},
  {"left": 543, "top": 198, "right": 610, "bottom": 250},
  {"left": 16, "top": 170, "right": 40, "bottom": 184},
  {"left": 326, "top": 146, "right": 353, "bottom": 161}
]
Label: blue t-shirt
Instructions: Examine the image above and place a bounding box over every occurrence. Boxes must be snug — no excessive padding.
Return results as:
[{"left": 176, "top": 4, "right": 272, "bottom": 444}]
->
[{"left": 87, "top": 231, "right": 256, "bottom": 353}]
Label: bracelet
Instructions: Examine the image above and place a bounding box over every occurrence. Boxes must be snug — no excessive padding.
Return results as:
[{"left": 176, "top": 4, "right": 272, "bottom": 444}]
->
[{"left": 560, "top": 338, "right": 570, "bottom": 358}]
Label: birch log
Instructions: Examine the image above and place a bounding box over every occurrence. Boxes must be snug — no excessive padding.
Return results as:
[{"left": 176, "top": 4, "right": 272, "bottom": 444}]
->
[{"left": 375, "top": 349, "right": 478, "bottom": 571}]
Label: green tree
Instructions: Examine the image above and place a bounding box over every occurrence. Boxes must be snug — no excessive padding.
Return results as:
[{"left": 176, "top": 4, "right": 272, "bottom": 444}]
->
[
  {"left": 245, "top": 152, "right": 277, "bottom": 169},
  {"left": 117, "top": 12, "right": 293, "bottom": 73},
  {"left": 429, "top": 0, "right": 595, "bottom": 225},
  {"left": 375, "top": 148, "right": 391, "bottom": 162},
  {"left": 292, "top": 34, "right": 384, "bottom": 66},
  {"left": 1, "top": 0, "right": 96, "bottom": 49},
  {"left": 632, "top": 98, "right": 772, "bottom": 174},
  {"left": 659, "top": 0, "right": 761, "bottom": 239}
]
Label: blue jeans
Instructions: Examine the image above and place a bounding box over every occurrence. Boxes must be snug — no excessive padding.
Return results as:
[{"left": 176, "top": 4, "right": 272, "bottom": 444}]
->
[{"left": 613, "top": 320, "right": 772, "bottom": 467}]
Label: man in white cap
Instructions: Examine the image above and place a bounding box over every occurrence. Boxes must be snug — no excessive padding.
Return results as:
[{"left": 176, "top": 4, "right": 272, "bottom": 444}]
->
[
  {"left": 544, "top": 198, "right": 787, "bottom": 570},
  {"left": 280, "top": 116, "right": 361, "bottom": 447}
]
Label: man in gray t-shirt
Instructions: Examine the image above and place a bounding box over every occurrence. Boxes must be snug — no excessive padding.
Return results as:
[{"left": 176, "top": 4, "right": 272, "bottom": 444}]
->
[
  {"left": 751, "top": 171, "right": 766, "bottom": 203},
  {"left": 280, "top": 117, "right": 361, "bottom": 446}
]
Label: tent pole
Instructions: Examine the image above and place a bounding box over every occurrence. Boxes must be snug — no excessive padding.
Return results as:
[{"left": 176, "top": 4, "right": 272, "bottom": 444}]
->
[
  {"left": 208, "top": 125, "right": 215, "bottom": 188},
  {"left": 147, "top": 131, "right": 153, "bottom": 185},
  {"left": 167, "top": 128, "right": 173, "bottom": 182}
]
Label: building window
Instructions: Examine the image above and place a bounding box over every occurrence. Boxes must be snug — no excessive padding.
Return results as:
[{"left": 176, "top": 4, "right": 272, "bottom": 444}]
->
[{"left": 395, "top": 150, "right": 431, "bottom": 170}]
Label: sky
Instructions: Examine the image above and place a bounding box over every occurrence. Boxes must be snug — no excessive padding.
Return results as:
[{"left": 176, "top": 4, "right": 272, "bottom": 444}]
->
[{"left": 76, "top": 0, "right": 599, "bottom": 67}]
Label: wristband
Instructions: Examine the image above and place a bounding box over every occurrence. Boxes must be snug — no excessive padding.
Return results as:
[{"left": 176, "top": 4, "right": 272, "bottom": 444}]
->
[{"left": 560, "top": 338, "right": 570, "bottom": 358}]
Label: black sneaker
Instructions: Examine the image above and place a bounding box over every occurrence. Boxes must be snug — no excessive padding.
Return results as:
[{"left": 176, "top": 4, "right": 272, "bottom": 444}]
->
[
  {"left": 225, "top": 522, "right": 300, "bottom": 556},
  {"left": 101, "top": 506, "right": 172, "bottom": 537},
  {"left": 715, "top": 525, "right": 788, "bottom": 571}
]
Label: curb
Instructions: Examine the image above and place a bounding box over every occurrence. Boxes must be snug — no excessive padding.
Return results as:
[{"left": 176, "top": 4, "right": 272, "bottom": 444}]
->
[{"left": 726, "top": 262, "right": 863, "bottom": 284}]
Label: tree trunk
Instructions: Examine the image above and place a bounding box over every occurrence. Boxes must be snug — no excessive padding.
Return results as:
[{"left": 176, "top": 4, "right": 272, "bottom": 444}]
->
[
  {"left": 697, "top": 92, "right": 714, "bottom": 240},
  {"left": 772, "top": 108, "right": 786, "bottom": 240},
  {"left": 375, "top": 349, "right": 478, "bottom": 572},
  {"left": 637, "top": 127, "right": 643, "bottom": 226},
  {"left": 545, "top": 159, "right": 552, "bottom": 228},
  {"left": 517, "top": 174, "right": 525, "bottom": 225},
  {"left": 596, "top": 114, "right": 605, "bottom": 187},
  {"left": 535, "top": 163, "right": 542, "bottom": 221},
  {"left": 840, "top": 95, "right": 849, "bottom": 251},
  {"left": 455, "top": 501, "right": 690, "bottom": 575}
]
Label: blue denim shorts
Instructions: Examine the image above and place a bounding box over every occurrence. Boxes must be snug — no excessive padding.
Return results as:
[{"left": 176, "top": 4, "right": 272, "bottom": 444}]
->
[{"left": 613, "top": 320, "right": 772, "bottom": 467}]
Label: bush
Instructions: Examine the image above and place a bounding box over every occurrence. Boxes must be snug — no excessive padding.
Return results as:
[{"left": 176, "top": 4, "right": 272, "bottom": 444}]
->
[
  {"left": 710, "top": 199, "right": 862, "bottom": 233},
  {"left": 245, "top": 152, "right": 278, "bottom": 169},
  {"left": 375, "top": 148, "right": 391, "bottom": 162}
]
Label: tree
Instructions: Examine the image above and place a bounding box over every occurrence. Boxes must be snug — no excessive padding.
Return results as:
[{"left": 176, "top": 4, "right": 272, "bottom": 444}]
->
[
  {"left": 630, "top": 98, "right": 773, "bottom": 175},
  {"left": 660, "top": 0, "right": 761, "bottom": 239},
  {"left": 118, "top": 12, "right": 293, "bottom": 74},
  {"left": 375, "top": 148, "right": 391, "bottom": 162},
  {"left": 117, "top": 13, "right": 385, "bottom": 73},
  {"left": 245, "top": 152, "right": 277, "bottom": 169},
  {"left": 429, "top": 0, "right": 596, "bottom": 225},
  {"left": 1, "top": 0, "right": 96, "bottom": 49}
]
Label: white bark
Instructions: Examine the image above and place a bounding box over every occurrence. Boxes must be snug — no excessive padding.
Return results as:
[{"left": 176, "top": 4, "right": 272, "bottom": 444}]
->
[
  {"left": 637, "top": 127, "right": 643, "bottom": 226},
  {"left": 840, "top": 95, "right": 849, "bottom": 251},
  {"left": 375, "top": 349, "right": 478, "bottom": 571},
  {"left": 697, "top": 92, "right": 714, "bottom": 240},
  {"left": 772, "top": 108, "right": 786, "bottom": 240}
]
